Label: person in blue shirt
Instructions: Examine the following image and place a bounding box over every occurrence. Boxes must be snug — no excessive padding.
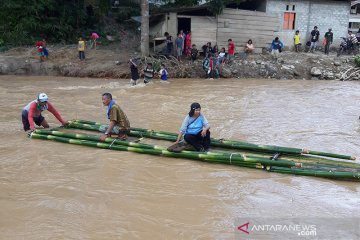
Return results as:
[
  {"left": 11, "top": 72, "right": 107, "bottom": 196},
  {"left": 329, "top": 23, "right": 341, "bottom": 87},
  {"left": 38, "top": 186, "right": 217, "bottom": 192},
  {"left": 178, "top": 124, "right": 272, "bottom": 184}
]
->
[
  {"left": 159, "top": 63, "right": 168, "bottom": 81},
  {"left": 271, "top": 37, "right": 284, "bottom": 58},
  {"left": 175, "top": 102, "right": 211, "bottom": 152}
]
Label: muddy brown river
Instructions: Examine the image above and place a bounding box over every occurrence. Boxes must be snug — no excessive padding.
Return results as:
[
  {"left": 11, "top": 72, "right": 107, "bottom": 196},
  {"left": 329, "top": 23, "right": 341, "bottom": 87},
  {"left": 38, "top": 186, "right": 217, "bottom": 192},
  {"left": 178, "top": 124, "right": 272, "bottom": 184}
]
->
[{"left": 0, "top": 76, "right": 359, "bottom": 239}]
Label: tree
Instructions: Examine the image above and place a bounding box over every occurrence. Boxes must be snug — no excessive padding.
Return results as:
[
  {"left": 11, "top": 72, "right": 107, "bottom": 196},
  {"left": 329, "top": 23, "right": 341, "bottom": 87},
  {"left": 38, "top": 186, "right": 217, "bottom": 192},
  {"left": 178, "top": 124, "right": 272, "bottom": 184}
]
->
[{"left": 140, "top": 0, "right": 149, "bottom": 57}]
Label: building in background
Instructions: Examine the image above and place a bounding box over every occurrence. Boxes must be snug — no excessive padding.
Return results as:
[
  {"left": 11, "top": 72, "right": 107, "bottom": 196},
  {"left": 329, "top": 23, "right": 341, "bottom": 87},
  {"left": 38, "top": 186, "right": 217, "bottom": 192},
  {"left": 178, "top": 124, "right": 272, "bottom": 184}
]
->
[
  {"left": 266, "top": 0, "right": 350, "bottom": 47},
  {"left": 349, "top": 0, "right": 360, "bottom": 31},
  {"left": 137, "top": 0, "right": 352, "bottom": 52}
]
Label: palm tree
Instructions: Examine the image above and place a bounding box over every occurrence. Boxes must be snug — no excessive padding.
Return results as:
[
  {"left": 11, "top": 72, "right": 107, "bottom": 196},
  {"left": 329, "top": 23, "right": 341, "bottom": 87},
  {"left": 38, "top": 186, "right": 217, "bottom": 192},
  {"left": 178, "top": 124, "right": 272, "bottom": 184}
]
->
[{"left": 140, "top": 0, "right": 149, "bottom": 56}]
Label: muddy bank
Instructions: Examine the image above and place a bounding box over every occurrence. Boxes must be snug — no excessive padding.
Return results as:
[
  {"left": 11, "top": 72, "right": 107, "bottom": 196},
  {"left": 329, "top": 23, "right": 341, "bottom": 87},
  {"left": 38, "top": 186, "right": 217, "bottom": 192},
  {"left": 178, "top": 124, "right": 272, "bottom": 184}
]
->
[{"left": 0, "top": 45, "right": 358, "bottom": 81}]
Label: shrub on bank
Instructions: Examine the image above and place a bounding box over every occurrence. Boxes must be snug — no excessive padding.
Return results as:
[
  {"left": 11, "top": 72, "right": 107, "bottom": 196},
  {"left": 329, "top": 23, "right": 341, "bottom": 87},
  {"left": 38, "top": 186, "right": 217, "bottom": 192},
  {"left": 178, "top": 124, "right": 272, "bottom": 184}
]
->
[{"left": 355, "top": 55, "right": 360, "bottom": 67}]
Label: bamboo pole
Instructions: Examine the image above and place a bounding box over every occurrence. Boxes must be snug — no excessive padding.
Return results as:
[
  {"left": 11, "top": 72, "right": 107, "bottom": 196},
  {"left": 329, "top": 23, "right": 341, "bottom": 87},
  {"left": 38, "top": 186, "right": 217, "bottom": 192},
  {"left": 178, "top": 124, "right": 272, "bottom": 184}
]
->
[
  {"left": 33, "top": 130, "right": 299, "bottom": 168},
  {"left": 67, "top": 121, "right": 356, "bottom": 161},
  {"left": 31, "top": 131, "right": 360, "bottom": 181},
  {"left": 38, "top": 129, "right": 360, "bottom": 169}
]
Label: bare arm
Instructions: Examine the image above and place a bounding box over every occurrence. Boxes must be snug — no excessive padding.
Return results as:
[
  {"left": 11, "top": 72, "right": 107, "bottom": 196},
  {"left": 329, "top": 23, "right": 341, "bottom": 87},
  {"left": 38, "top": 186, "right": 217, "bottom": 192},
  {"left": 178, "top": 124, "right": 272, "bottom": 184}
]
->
[
  {"left": 100, "top": 120, "right": 116, "bottom": 141},
  {"left": 175, "top": 131, "right": 183, "bottom": 143}
]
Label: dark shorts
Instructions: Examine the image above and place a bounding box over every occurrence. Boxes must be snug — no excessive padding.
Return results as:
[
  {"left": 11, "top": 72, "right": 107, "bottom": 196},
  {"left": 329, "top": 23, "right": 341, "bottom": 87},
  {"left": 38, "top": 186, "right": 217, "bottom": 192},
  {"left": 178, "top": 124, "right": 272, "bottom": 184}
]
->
[{"left": 22, "top": 110, "right": 44, "bottom": 131}]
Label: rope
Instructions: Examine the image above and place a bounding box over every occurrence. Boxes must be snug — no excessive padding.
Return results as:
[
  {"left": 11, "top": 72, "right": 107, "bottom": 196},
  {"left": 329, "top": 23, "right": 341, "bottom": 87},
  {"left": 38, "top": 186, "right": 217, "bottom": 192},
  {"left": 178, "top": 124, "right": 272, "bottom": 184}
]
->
[{"left": 109, "top": 138, "right": 117, "bottom": 148}]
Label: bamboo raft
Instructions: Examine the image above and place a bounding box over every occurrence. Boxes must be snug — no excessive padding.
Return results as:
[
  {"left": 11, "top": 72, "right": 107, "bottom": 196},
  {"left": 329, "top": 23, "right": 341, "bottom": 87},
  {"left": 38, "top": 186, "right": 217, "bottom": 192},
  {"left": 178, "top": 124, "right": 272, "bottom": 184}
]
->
[{"left": 29, "top": 119, "right": 360, "bottom": 181}]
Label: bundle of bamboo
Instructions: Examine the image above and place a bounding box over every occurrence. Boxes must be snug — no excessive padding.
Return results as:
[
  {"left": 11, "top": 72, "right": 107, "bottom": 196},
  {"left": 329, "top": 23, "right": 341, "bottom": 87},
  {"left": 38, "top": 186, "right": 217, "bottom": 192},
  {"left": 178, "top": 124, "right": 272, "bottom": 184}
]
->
[{"left": 28, "top": 120, "right": 360, "bottom": 181}]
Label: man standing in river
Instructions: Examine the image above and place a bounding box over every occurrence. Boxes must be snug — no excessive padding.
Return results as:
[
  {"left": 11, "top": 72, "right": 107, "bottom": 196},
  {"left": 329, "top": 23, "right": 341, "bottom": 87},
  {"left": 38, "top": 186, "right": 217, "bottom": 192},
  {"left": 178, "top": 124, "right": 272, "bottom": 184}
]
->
[
  {"left": 100, "top": 93, "right": 130, "bottom": 141},
  {"left": 22, "top": 93, "right": 68, "bottom": 132}
]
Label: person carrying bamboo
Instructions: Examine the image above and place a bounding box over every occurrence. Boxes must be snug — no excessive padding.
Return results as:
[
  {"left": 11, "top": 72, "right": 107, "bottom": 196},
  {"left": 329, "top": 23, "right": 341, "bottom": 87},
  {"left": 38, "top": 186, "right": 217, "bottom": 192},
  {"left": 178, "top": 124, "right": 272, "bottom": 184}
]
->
[
  {"left": 22, "top": 93, "right": 68, "bottom": 132},
  {"left": 174, "top": 102, "right": 211, "bottom": 152},
  {"left": 100, "top": 93, "right": 130, "bottom": 141}
]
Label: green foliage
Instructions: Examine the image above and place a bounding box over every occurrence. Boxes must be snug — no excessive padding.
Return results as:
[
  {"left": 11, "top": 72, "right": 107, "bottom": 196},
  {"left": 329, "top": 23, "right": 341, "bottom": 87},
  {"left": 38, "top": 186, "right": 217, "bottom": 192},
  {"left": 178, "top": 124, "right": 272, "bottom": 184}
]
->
[
  {"left": 355, "top": 55, "right": 360, "bottom": 67},
  {"left": 207, "top": 0, "right": 249, "bottom": 15},
  {"left": 173, "top": 0, "right": 202, "bottom": 6},
  {"left": 208, "top": 0, "right": 225, "bottom": 15},
  {"left": 0, "top": 0, "right": 117, "bottom": 46},
  {"left": 115, "top": 7, "right": 141, "bottom": 22}
]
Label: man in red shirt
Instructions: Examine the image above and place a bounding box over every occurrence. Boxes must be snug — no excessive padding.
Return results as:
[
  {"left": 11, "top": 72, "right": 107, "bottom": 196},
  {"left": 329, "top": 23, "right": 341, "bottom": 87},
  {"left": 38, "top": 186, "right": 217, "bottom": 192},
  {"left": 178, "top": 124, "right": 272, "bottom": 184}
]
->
[
  {"left": 22, "top": 93, "right": 68, "bottom": 132},
  {"left": 227, "top": 39, "right": 235, "bottom": 61}
]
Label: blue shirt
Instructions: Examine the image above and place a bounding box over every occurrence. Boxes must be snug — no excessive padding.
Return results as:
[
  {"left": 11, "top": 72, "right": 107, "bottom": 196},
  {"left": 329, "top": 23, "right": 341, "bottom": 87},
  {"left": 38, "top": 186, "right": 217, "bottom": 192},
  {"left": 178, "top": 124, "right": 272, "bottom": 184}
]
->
[
  {"left": 175, "top": 37, "right": 183, "bottom": 49},
  {"left": 271, "top": 40, "right": 284, "bottom": 50},
  {"left": 180, "top": 114, "right": 209, "bottom": 135},
  {"left": 160, "top": 69, "right": 168, "bottom": 80}
]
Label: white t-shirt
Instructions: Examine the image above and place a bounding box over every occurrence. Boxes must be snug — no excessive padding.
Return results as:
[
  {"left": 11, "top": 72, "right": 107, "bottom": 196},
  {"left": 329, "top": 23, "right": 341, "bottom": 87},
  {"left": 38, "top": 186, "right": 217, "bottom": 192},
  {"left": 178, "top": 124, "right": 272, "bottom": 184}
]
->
[{"left": 246, "top": 43, "right": 254, "bottom": 50}]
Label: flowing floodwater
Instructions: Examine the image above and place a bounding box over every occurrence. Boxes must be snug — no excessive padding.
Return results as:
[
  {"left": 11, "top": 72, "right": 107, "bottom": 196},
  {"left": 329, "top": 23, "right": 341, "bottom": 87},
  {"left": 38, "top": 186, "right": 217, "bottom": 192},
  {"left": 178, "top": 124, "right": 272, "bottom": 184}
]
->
[{"left": 0, "top": 75, "right": 359, "bottom": 239}]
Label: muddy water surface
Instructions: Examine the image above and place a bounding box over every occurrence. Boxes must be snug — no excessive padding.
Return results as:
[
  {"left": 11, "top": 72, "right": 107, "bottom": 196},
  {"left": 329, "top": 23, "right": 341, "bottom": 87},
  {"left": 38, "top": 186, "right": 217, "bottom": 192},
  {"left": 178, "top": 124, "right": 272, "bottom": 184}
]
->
[{"left": 0, "top": 76, "right": 359, "bottom": 239}]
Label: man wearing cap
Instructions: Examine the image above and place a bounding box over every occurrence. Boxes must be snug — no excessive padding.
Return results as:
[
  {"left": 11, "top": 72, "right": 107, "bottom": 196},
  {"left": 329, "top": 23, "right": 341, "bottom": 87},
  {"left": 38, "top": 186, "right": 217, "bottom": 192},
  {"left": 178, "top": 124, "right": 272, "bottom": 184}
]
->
[
  {"left": 175, "top": 102, "right": 211, "bottom": 152},
  {"left": 324, "top": 28, "right": 333, "bottom": 55},
  {"left": 22, "top": 93, "right": 68, "bottom": 132},
  {"left": 100, "top": 93, "right": 130, "bottom": 141}
]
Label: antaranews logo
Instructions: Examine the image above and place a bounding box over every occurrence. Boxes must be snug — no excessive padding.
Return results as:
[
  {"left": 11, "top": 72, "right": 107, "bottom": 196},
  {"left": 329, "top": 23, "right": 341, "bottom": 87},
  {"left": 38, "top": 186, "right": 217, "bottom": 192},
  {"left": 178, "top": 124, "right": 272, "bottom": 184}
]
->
[
  {"left": 235, "top": 217, "right": 360, "bottom": 240},
  {"left": 237, "top": 222, "right": 250, "bottom": 234}
]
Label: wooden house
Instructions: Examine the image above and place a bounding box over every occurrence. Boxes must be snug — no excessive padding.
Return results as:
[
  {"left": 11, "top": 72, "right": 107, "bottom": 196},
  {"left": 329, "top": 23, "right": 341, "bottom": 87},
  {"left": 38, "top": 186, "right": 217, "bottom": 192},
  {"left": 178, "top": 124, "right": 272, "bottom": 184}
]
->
[{"left": 150, "top": 5, "right": 279, "bottom": 53}]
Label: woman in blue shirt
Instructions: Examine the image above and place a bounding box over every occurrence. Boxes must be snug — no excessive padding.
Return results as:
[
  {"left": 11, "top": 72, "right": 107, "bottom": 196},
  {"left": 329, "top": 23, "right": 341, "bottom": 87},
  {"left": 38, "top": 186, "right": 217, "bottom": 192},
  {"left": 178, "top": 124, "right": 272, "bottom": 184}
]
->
[{"left": 175, "top": 102, "right": 211, "bottom": 152}]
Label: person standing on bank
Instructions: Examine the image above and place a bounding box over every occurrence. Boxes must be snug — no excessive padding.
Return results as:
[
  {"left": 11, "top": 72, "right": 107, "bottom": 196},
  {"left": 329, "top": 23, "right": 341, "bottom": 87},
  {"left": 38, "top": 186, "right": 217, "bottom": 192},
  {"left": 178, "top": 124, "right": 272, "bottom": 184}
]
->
[
  {"left": 324, "top": 28, "right": 333, "bottom": 55},
  {"left": 100, "top": 93, "right": 130, "bottom": 141},
  {"left": 78, "top": 37, "right": 86, "bottom": 60},
  {"left": 175, "top": 102, "right": 211, "bottom": 152},
  {"left": 22, "top": 93, "right": 68, "bottom": 132},
  {"left": 175, "top": 33, "right": 184, "bottom": 62},
  {"left": 310, "top": 26, "right": 320, "bottom": 53}
]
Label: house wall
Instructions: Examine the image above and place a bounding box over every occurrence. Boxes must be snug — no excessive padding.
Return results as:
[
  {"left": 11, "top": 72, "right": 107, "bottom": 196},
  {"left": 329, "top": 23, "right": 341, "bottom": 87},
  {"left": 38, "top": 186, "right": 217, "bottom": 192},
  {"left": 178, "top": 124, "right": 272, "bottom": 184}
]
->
[
  {"left": 149, "top": 8, "right": 279, "bottom": 53},
  {"left": 266, "top": 0, "right": 350, "bottom": 47},
  {"left": 217, "top": 8, "right": 279, "bottom": 53},
  {"left": 190, "top": 16, "right": 217, "bottom": 48},
  {"left": 149, "top": 20, "right": 166, "bottom": 38}
]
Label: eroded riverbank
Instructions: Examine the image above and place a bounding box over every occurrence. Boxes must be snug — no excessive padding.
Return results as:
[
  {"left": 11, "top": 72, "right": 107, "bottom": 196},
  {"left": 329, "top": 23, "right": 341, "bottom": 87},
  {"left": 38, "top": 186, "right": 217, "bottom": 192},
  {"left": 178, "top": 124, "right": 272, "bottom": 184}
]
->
[{"left": 1, "top": 45, "right": 359, "bottom": 81}]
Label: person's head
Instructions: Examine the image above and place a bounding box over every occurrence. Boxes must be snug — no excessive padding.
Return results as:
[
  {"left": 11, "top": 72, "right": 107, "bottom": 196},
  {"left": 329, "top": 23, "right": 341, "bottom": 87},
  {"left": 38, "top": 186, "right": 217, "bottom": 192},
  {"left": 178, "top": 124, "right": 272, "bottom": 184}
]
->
[
  {"left": 147, "top": 62, "right": 153, "bottom": 68},
  {"left": 79, "top": 37, "right": 83, "bottom": 41},
  {"left": 248, "top": 39, "right": 252, "bottom": 44},
  {"left": 275, "top": 37, "right": 279, "bottom": 41},
  {"left": 207, "top": 42, "right": 211, "bottom": 46},
  {"left": 37, "top": 93, "right": 48, "bottom": 105},
  {"left": 180, "top": 29, "right": 183, "bottom": 34},
  {"left": 192, "top": 44, "right": 196, "bottom": 48},
  {"left": 164, "top": 32, "right": 169, "bottom": 37},
  {"left": 295, "top": 30, "right": 299, "bottom": 34},
  {"left": 314, "top": 26, "right": 318, "bottom": 30},
  {"left": 160, "top": 63, "right": 165, "bottom": 69},
  {"left": 328, "top": 28, "right": 332, "bottom": 32},
  {"left": 221, "top": 47, "right": 225, "bottom": 52},
  {"left": 178, "top": 33, "right": 182, "bottom": 38},
  {"left": 102, "top": 92, "right": 112, "bottom": 106},
  {"left": 348, "top": 30, "right": 352, "bottom": 34},
  {"left": 188, "top": 102, "right": 201, "bottom": 117},
  {"left": 228, "top": 39, "right": 232, "bottom": 42}
]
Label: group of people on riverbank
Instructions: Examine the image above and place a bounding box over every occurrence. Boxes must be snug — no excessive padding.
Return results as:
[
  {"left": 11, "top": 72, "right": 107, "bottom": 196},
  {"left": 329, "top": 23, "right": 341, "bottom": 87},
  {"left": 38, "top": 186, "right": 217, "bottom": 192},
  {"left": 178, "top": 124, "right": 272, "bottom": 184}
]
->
[
  {"left": 35, "top": 32, "right": 100, "bottom": 62},
  {"left": 22, "top": 93, "right": 210, "bottom": 152},
  {"left": 163, "top": 25, "right": 360, "bottom": 66},
  {"left": 291, "top": 26, "right": 360, "bottom": 55},
  {"left": 77, "top": 32, "right": 100, "bottom": 61}
]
